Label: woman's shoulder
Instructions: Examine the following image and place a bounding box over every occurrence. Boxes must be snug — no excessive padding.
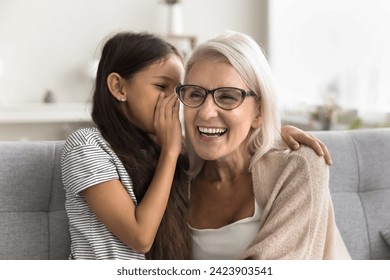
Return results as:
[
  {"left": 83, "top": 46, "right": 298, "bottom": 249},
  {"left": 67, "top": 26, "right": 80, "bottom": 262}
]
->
[
  {"left": 253, "top": 146, "right": 329, "bottom": 203},
  {"left": 288, "top": 145, "right": 328, "bottom": 169},
  {"left": 266, "top": 145, "right": 325, "bottom": 164},
  {"left": 278, "top": 146, "right": 329, "bottom": 187},
  {"left": 255, "top": 146, "right": 328, "bottom": 178}
]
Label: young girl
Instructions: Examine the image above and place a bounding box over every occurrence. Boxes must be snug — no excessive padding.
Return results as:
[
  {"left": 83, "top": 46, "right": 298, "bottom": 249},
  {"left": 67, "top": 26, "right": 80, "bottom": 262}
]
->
[
  {"left": 61, "top": 31, "right": 331, "bottom": 260},
  {"left": 61, "top": 32, "right": 189, "bottom": 259}
]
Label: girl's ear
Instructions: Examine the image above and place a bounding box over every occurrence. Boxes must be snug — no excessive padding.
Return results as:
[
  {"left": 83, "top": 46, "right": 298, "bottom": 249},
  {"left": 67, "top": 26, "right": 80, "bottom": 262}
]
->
[{"left": 107, "top": 72, "right": 127, "bottom": 102}]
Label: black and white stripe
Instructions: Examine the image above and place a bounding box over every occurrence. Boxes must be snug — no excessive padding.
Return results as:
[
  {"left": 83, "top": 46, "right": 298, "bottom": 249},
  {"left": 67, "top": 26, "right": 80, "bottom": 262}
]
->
[{"left": 61, "top": 127, "right": 145, "bottom": 260}]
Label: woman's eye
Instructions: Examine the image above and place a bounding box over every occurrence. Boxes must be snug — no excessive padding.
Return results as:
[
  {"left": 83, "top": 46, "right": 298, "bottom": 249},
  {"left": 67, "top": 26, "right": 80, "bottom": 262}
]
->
[
  {"left": 219, "top": 94, "right": 236, "bottom": 100},
  {"left": 189, "top": 91, "right": 204, "bottom": 99},
  {"left": 218, "top": 94, "right": 239, "bottom": 102}
]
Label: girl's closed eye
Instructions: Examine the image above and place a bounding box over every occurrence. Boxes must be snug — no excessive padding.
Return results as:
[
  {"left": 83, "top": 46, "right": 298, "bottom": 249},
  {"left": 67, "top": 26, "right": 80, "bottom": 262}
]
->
[
  {"left": 155, "top": 83, "right": 179, "bottom": 95},
  {"left": 155, "top": 84, "right": 168, "bottom": 90}
]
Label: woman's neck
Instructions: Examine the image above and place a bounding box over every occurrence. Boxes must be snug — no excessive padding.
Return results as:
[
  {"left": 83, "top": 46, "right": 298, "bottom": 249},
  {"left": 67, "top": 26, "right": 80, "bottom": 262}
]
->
[{"left": 201, "top": 152, "right": 252, "bottom": 183}]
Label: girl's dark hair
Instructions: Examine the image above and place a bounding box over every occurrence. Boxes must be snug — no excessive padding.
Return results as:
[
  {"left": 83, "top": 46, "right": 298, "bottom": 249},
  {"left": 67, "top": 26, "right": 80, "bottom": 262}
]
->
[{"left": 91, "top": 32, "right": 191, "bottom": 259}]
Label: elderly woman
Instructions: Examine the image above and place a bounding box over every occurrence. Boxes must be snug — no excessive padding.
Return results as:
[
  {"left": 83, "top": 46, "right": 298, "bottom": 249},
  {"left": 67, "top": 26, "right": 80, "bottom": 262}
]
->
[{"left": 176, "top": 31, "right": 350, "bottom": 260}]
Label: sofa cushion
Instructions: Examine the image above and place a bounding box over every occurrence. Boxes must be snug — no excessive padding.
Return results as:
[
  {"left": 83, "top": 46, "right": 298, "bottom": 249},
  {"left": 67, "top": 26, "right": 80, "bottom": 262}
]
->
[
  {"left": 0, "top": 141, "right": 70, "bottom": 259},
  {"left": 314, "top": 128, "right": 390, "bottom": 260}
]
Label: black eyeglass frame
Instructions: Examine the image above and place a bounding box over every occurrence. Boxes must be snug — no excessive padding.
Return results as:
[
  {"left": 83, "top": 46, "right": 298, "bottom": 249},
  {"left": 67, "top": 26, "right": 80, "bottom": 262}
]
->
[{"left": 175, "top": 84, "right": 258, "bottom": 110}]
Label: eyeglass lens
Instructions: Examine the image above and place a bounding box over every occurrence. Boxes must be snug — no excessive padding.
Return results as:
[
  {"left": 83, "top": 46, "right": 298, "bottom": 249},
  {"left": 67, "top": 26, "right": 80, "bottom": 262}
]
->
[{"left": 179, "top": 86, "right": 245, "bottom": 109}]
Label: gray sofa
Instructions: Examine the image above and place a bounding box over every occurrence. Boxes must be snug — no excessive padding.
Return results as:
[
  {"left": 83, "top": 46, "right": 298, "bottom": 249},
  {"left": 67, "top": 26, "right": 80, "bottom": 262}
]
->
[{"left": 1, "top": 128, "right": 390, "bottom": 259}]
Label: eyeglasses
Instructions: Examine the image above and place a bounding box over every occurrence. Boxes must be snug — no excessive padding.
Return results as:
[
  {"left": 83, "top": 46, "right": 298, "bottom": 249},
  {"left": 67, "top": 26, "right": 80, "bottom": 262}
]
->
[{"left": 175, "top": 84, "right": 257, "bottom": 110}]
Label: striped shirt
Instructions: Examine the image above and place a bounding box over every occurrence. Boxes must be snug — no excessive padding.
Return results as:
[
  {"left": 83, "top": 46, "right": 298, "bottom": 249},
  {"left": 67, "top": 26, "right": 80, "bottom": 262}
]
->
[{"left": 61, "top": 127, "right": 145, "bottom": 260}]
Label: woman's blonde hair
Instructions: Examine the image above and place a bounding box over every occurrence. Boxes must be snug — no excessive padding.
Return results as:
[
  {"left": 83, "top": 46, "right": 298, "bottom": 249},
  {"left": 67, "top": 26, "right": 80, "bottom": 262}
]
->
[{"left": 184, "top": 30, "right": 285, "bottom": 177}]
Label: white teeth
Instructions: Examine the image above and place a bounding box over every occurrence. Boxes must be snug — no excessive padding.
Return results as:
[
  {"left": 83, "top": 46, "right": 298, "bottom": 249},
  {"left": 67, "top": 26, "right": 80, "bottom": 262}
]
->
[{"left": 198, "top": 127, "right": 227, "bottom": 136}]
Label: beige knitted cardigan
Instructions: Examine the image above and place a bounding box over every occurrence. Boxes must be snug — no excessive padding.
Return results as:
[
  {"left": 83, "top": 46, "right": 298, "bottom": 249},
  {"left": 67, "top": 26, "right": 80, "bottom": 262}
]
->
[{"left": 240, "top": 146, "right": 351, "bottom": 260}]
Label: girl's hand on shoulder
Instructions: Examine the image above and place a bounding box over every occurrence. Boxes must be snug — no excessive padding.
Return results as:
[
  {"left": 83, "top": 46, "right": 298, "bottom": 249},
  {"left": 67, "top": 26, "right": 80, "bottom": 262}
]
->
[
  {"left": 281, "top": 125, "right": 332, "bottom": 165},
  {"left": 154, "top": 92, "right": 182, "bottom": 157}
]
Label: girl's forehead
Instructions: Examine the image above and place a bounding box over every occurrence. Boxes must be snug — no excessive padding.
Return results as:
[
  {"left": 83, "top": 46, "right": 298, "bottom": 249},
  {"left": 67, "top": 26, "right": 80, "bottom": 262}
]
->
[
  {"left": 141, "top": 55, "right": 181, "bottom": 71},
  {"left": 134, "top": 54, "right": 184, "bottom": 83}
]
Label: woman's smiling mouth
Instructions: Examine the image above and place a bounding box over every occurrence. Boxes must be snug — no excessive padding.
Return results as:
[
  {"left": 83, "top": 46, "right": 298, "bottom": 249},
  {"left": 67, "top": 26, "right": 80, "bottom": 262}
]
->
[{"left": 197, "top": 126, "right": 228, "bottom": 137}]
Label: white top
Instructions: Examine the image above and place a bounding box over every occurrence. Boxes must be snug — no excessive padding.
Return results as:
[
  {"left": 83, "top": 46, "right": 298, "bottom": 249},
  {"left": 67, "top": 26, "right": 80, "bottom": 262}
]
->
[
  {"left": 61, "top": 127, "right": 145, "bottom": 260},
  {"left": 189, "top": 199, "right": 261, "bottom": 260}
]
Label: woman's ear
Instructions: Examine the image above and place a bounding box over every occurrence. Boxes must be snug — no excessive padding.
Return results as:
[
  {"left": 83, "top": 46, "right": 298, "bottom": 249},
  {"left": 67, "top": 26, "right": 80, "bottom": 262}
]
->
[
  {"left": 107, "top": 72, "right": 127, "bottom": 102},
  {"left": 251, "top": 115, "right": 262, "bottom": 129},
  {"left": 251, "top": 104, "right": 262, "bottom": 129}
]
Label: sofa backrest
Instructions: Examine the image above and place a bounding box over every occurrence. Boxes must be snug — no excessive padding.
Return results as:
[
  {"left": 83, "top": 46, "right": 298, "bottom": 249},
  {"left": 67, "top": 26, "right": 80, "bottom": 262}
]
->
[
  {"left": 0, "top": 141, "right": 70, "bottom": 259},
  {"left": 313, "top": 128, "right": 390, "bottom": 260},
  {"left": 1, "top": 128, "right": 390, "bottom": 259}
]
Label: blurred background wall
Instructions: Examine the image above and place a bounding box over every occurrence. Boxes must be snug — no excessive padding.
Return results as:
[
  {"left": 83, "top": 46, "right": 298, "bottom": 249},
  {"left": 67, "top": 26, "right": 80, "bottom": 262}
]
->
[
  {"left": 1, "top": 0, "right": 390, "bottom": 140},
  {"left": 0, "top": 0, "right": 266, "bottom": 104}
]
